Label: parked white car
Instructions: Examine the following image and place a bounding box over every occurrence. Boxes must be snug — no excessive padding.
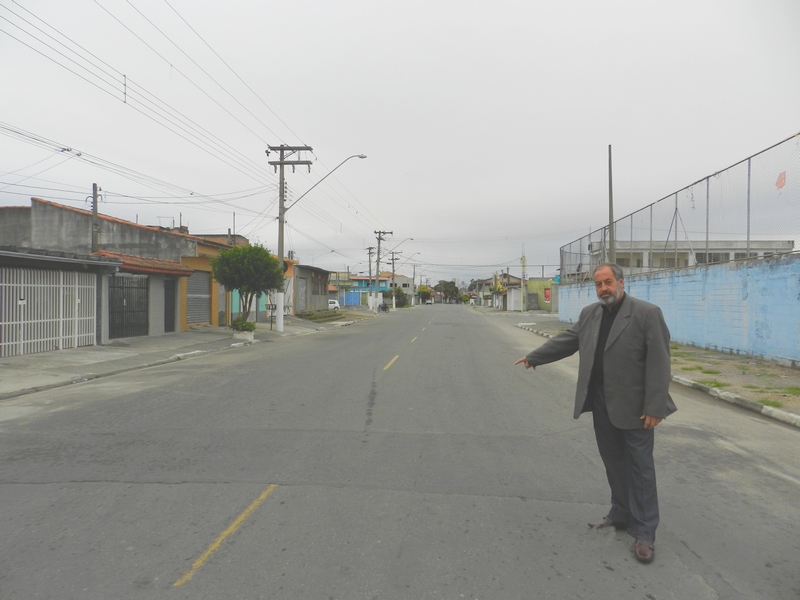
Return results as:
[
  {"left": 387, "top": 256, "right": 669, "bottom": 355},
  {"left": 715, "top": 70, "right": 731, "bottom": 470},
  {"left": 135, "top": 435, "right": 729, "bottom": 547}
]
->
[{"left": 328, "top": 299, "right": 341, "bottom": 310}]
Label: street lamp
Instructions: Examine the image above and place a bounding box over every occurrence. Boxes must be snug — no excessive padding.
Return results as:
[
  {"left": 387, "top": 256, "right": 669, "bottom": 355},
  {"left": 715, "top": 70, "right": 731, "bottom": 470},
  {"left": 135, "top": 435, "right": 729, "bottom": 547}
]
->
[{"left": 274, "top": 153, "right": 366, "bottom": 333}]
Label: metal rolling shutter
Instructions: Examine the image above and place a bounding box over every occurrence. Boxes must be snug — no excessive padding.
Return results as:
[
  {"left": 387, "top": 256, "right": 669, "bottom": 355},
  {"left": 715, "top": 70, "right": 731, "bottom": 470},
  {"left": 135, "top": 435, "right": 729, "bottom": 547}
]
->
[{"left": 186, "top": 271, "right": 210, "bottom": 323}]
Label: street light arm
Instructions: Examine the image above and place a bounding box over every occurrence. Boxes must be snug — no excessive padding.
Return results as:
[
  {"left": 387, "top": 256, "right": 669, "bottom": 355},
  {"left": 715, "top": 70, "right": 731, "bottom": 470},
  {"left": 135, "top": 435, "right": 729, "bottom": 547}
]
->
[
  {"left": 397, "top": 252, "right": 419, "bottom": 270},
  {"left": 387, "top": 237, "right": 414, "bottom": 253},
  {"left": 285, "top": 154, "right": 366, "bottom": 212}
]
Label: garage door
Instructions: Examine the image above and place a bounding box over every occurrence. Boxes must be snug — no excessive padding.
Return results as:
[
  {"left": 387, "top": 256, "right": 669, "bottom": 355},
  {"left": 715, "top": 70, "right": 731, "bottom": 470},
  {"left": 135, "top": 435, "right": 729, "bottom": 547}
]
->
[{"left": 186, "top": 271, "right": 210, "bottom": 323}]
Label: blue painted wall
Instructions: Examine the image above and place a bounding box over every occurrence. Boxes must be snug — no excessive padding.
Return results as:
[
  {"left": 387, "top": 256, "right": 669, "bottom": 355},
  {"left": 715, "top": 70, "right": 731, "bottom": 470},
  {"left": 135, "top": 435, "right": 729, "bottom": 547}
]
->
[{"left": 558, "top": 254, "right": 800, "bottom": 365}]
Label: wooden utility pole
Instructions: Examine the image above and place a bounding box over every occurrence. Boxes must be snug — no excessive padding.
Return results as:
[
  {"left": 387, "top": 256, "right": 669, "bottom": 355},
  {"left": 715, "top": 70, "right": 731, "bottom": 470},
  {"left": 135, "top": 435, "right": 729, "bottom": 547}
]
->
[{"left": 267, "top": 144, "right": 313, "bottom": 332}]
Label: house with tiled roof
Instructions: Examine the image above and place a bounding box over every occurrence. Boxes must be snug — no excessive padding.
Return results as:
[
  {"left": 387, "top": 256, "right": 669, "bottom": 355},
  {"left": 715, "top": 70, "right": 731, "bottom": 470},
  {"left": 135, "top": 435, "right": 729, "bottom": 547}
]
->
[{"left": 0, "top": 198, "right": 233, "bottom": 348}]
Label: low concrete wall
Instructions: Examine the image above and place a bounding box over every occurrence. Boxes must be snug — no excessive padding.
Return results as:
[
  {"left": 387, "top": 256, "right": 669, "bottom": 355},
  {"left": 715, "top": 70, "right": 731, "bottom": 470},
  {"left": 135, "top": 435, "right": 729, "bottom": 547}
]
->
[{"left": 558, "top": 254, "right": 800, "bottom": 365}]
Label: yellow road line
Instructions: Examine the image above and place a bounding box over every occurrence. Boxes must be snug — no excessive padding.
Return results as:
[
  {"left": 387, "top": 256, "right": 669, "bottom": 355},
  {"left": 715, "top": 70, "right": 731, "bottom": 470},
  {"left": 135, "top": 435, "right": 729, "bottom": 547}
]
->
[
  {"left": 422, "top": 327, "right": 426, "bottom": 331},
  {"left": 173, "top": 484, "right": 277, "bottom": 587},
  {"left": 383, "top": 355, "right": 400, "bottom": 370},
  {"left": 411, "top": 336, "right": 417, "bottom": 343}
]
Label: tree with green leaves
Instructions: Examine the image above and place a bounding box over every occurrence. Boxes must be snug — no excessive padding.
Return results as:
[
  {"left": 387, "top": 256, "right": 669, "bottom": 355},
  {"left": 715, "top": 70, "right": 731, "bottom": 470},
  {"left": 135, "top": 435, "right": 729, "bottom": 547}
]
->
[
  {"left": 417, "top": 284, "right": 431, "bottom": 304},
  {"left": 434, "top": 280, "right": 460, "bottom": 302},
  {"left": 210, "top": 244, "right": 283, "bottom": 323}
]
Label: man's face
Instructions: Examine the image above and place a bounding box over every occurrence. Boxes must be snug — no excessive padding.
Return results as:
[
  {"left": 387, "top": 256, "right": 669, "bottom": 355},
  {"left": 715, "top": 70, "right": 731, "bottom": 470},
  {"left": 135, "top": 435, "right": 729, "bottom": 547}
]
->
[{"left": 594, "top": 266, "right": 624, "bottom": 306}]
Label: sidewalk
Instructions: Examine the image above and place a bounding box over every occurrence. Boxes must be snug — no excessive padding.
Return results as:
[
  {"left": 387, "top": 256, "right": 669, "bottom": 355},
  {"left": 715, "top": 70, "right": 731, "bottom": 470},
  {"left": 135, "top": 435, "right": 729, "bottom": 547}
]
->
[
  {"left": 0, "top": 312, "right": 367, "bottom": 401},
  {"left": 474, "top": 306, "right": 800, "bottom": 429}
]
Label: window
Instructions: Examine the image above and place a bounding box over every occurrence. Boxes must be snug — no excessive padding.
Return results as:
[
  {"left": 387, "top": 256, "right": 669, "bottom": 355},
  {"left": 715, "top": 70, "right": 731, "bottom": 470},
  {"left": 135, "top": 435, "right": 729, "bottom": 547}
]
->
[
  {"left": 696, "top": 252, "right": 730, "bottom": 264},
  {"left": 734, "top": 252, "right": 758, "bottom": 260}
]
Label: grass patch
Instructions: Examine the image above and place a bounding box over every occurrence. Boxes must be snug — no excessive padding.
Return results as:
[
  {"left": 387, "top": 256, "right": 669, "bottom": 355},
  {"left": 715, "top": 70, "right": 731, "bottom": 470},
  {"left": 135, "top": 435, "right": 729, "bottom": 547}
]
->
[
  {"left": 681, "top": 366, "right": 702, "bottom": 371},
  {"left": 785, "top": 387, "right": 800, "bottom": 396},
  {"left": 670, "top": 343, "right": 679, "bottom": 350},
  {"left": 700, "top": 369, "right": 721, "bottom": 375},
  {"left": 697, "top": 380, "right": 731, "bottom": 388},
  {"left": 743, "top": 385, "right": 760, "bottom": 390},
  {"left": 671, "top": 351, "right": 691, "bottom": 358},
  {"left": 759, "top": 399, "right": 784, "bottom": 408}
]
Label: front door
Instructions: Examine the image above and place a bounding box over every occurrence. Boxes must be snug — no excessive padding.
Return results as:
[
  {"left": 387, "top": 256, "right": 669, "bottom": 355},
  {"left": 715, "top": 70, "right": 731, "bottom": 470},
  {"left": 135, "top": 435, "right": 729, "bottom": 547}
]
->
[
  {"left": 109, "top": 274, "right": 149, "bottom": 339},
  {"left": 164, "top": 278, "right": 176, "bottom": 333}
]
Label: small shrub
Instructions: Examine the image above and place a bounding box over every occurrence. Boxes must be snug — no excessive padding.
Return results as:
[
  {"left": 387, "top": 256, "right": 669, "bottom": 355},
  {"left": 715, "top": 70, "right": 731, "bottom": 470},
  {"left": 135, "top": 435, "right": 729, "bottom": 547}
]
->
[{"left": 231, "top": 316, "right": 256, "bottom": 332}]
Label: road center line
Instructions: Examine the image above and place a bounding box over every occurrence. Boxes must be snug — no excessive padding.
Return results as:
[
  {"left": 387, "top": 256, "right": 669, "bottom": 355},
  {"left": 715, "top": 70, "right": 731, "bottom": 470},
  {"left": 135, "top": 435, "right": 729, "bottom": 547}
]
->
[
  {"left": 173, "top": 484, "right": 278, "bottom": 587},
  {"left": 411, "top": 337, "right": 417, "bottom": 343},
  {"left": 383, "top": 355, "right": 400, "bottom": 370}
]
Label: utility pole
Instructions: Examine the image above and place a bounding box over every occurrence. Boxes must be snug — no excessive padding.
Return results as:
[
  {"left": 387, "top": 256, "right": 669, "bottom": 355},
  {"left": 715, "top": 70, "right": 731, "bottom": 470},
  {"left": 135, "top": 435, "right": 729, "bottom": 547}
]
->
[
  {"left": 608, "top": 144, "right": 615, "bottom": 266},
  {"left": 373, "top": 230, "right": 392, "bottom": 313},
  {"left": 412, "top": 263, "right": 417, "bottom": 306},
  {"left": 91, "top": 183, "right": 100, "bottom": 252},
  {"left": 267, "top": 144, "right": 313, "bottom": 332},
  {"left": 389, "top": 250, "right": 402, "bottom": 309},
  {"left": 521, "top": 248, "right": 527, "bottom": 312},
  {"left": 366, "top": 246, "right": 375, "bottom": 308}
]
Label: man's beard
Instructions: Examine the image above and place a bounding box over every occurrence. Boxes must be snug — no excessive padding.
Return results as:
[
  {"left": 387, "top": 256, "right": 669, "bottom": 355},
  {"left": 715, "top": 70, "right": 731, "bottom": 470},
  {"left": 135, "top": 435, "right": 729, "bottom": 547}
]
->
[{"left": 597, "top": 288, "right": 621, "bottom": 306}]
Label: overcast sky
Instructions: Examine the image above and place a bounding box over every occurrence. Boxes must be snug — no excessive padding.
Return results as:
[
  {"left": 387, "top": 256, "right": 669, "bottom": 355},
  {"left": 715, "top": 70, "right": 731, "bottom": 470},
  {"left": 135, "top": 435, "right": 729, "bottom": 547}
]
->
[{"left": 1, "top": 0, "right": 798, "bottom": 284}]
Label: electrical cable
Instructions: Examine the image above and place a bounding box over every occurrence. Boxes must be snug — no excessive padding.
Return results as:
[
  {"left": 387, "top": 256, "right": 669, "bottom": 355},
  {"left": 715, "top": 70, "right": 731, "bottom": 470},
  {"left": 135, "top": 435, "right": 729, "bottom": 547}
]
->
[
  {"left": 163, "top": 0, "right": 304, "bottom": 145},
  {"left": 126, "top": 0, "right": 285, "bottom": 142},
  {"left": 93, "top": 0, "right": 271, "bottom": 147},
  {"left": 0, "top": 12, "right": 274, "bottom": 184}
]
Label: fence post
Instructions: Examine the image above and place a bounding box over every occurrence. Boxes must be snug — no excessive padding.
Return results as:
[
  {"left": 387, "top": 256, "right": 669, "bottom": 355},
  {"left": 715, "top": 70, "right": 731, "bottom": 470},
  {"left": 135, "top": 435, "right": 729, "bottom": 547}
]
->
[
  {"left": 746, "top": 157, "right": 751, "bottom": 256},
  {"left": 674, "top": 193, "right": 678, "bottom": 269},
  {"left": 705, "top": 177, "right": 710, "bottom": 263}
]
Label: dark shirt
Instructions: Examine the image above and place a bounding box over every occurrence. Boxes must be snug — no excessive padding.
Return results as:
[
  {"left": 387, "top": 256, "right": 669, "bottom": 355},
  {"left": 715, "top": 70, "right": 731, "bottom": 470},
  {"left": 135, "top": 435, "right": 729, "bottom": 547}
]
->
[{"left": 588, "top": 293, "right": 626, "bottom": 406}]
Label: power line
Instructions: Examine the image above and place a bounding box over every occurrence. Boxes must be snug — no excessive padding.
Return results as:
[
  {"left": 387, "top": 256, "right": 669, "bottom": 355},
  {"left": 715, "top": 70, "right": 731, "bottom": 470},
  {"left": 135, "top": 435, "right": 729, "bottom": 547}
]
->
[
  {"left": 126, "top": 0, "right": 285, "bottom": 142},
  {"left": 93, "top": 0, "right": 272, "bottom": 146},
  {"left": 0, "top": 122, "right": 271, "bottom": 213},
  {"left": 163, "top": 0, "right": 304, "bottom": 145},
  {"left": 0, "top": 7, "right": 276, "bottom": 184}
]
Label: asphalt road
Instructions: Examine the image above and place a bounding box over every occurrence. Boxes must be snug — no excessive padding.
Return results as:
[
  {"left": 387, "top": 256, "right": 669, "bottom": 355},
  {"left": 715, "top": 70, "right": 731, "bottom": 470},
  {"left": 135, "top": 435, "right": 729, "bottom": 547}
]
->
[{"left": 1, "top": 305, "right": 799, "bottom": 599}]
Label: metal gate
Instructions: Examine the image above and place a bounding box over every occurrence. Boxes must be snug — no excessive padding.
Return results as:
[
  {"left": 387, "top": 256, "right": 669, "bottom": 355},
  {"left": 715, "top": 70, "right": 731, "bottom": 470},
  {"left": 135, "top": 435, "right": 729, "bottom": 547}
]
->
[
  {"left": 186, "top": 271, "right": 210, "bottom": 323},
  {"left": 0, "top": 267, "right": 96, "bottom": 357},
  {"left": 108, "top": 274, "right": 149, "bottom": 339}
]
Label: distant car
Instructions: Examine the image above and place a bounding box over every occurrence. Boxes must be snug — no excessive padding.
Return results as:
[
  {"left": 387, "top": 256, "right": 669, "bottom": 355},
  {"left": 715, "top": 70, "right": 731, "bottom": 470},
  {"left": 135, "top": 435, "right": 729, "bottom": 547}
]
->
[
  {"left": 328, "top": 299, "right": 340, "bottom": 310},
  {"left": 425, "top": 299, "right": 433, "bottom": 305}
]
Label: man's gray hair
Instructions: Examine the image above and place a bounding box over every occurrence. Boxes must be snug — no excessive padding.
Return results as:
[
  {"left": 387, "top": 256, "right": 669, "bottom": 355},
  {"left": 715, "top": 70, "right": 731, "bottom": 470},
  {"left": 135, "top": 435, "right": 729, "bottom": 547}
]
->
[{"left": 593, "top": 262, "right": 624, "bottom": 280}]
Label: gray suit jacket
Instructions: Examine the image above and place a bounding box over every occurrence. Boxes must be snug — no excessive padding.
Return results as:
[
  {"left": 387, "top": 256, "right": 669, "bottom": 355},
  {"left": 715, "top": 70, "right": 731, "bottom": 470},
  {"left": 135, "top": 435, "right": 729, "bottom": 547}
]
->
[{"left": 525, "top": 294, "right": 677, "bottom": 429}]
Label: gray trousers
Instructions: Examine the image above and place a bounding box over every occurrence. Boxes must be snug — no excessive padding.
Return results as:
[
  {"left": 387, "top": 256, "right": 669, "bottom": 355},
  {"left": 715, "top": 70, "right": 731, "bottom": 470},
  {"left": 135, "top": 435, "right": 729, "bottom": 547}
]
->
[{"left": 591, "top": 391, "right": 659, "bottom": 542}]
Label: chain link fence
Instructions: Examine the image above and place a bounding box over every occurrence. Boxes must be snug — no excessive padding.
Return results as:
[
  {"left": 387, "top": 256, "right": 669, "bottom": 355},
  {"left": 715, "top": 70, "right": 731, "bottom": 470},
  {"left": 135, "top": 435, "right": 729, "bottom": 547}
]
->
[{"left": 560, "top": 133, "right": 800, "bottom": 282}]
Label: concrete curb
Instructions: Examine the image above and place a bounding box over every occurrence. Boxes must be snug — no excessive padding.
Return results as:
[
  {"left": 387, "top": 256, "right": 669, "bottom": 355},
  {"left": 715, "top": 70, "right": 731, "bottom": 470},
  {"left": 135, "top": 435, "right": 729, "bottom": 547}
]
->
[
  {"left": 0, "top": 339, "right": 259, "bottom": 402},
  {"left": 516, "top": 324, "right": 800, "bottom": 429}
]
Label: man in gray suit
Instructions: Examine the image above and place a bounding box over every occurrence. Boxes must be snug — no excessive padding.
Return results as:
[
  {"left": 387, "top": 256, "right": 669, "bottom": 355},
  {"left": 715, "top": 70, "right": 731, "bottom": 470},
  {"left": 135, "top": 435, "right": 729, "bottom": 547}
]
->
[{"left": 515, "top": 263, "right": 676, "bottom": 563}]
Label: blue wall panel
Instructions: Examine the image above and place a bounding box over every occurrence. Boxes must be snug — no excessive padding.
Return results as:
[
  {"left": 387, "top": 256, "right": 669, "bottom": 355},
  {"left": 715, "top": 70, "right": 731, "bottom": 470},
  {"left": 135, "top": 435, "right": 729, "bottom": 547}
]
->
[{"left": 558, "top": 254, "right": 800, "bottom": 364}]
